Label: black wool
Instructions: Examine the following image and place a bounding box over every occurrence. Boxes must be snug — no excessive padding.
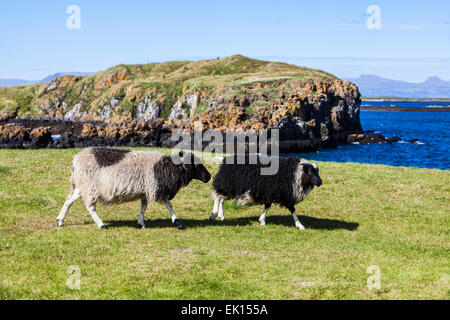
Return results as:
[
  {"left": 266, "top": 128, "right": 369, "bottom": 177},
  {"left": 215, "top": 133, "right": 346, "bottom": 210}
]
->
[
  {"left": 153, "top": 156, "right": 193, "bottom": 201},
  {"left": 212, "top": 155, "right": 301, "bottom": 208},
  {"left": 91, "top": 148, "right": 131, "bottom": 167}
]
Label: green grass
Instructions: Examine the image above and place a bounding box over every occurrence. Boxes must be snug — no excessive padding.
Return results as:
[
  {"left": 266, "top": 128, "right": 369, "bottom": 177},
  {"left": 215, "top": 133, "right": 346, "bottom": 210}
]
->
[
  {"left": 0, "top": 83, "right": 46, "bottom": 115},
  {"left": 0, "top": 148, "right": 449, "bottom": 300}
]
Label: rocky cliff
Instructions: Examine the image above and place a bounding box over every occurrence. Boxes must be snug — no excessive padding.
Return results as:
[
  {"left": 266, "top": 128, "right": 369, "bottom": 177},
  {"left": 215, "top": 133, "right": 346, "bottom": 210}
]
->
[{"left": 0, "top": 55, "right": 362, "bottom": 151}]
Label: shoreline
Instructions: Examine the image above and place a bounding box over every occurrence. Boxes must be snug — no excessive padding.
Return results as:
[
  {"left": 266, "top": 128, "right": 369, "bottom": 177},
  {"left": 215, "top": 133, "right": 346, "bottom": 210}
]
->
[
  {"left": 0, "top": 117, "right": 396, "bottom": 151},
  {"left": 362, "top": 97, "right": 450, "bottom": 102},
  {"left": 361, "top": 105, "right": 450, "bottom": 112}
]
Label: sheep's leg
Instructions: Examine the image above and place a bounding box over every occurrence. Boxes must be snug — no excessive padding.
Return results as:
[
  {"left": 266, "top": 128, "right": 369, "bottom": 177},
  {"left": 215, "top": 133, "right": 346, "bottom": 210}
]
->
[
  {"left": 86, "top": 203, "right": 106, "bottom": 229},
  {"left": 209, "top": 195, "right": 220, "bottom": 220},
  {"left": 163, "top": 200, "right": 184, "bottom": 230},
  {"left": 137, "top": 199, "right": 148, "bottom": 229},
  {"left": 217, "top": 198, "right": 225, "bottom": 221},
  {"left": 57, "top": 187, "right": 81, "bottom": 227},
  {"left": 210, "top": 194, "right": 225, "bottom": 221},
  {"left": 289, "top": 206, "right": 306, "bottom": 231},
  {"left": 259, "top": 204, "right": 271, "bottom": 226}
]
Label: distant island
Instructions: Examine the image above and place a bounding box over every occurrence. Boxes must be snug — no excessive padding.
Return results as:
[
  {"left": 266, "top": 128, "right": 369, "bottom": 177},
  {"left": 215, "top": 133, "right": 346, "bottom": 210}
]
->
[
  {"left": 0, "top": 55, "right": 369, "bottom": 151},
  {"left": 360, "top": 105, "right": 449, "bottom": 112},
  {"left": 362, "top": 96, "right": 450, "bottom": 102},
  {"left": 346, "top": 74, "right": 450, "bottom": 99}
]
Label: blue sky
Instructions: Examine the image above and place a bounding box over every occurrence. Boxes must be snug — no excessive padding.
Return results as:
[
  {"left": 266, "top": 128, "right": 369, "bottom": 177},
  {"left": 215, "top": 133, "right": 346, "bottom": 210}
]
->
[{"left": 1, "top": 0, "right": 449, "bottom": 81}]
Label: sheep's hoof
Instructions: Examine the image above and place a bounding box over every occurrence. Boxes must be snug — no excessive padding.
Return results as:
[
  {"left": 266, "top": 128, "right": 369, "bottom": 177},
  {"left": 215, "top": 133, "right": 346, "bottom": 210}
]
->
[
  {"left": 295, "top": 222, "right": 306, "bottom": 231},
  {"left": 100, "top": 225, "right": 108, "bottom": 229},
  {"left": 209, "top": 214, "right": 217, "bottom": 221},
  {"left": 218, "top": 215, "right": 225, "bottom": 221},
  {"left": 57, "top": 220, "right": 63, "bottom": 228},
  {"left": 137, "top": 222, "right": 146, "bottom": 229},
  {"left": 173, "top": 219, "right": 185, "bottom": 230}
]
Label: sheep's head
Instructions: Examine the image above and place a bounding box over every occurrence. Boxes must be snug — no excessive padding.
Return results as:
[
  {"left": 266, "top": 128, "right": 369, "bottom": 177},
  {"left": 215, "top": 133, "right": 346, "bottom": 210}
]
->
[
  {"left": 178, "top": 151, "right": 211, "bottom": 183},
  {"left": 301, "top": 162, "right": 322, "bottom": 187}
]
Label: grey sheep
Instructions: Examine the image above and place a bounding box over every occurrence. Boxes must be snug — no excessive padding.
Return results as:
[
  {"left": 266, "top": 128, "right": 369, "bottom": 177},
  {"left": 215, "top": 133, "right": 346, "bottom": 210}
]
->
[{"left": 57, "top": 148, "right": 211, "bottom": 229}]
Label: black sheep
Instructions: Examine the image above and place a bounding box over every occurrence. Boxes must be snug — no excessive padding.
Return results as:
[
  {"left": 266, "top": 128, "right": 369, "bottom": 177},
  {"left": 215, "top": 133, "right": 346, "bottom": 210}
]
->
[{"left": 211, "top": 155, "right": 322, "bottom": 230}]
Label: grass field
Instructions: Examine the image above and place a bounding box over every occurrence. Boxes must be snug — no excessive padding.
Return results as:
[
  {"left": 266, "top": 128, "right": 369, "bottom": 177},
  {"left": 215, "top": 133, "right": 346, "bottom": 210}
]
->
[{"left": 0, "top": 148, "right": 448, "bottom": 300}]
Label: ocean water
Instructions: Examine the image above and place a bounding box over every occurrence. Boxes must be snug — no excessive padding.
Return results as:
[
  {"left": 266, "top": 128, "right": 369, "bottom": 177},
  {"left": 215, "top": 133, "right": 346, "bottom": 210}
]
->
[
  {"left": 362, "top": 100, "right": 450, "bottom": 108},
  {"left": 296, "top": 108, "right": 450, "bottom": 170}
]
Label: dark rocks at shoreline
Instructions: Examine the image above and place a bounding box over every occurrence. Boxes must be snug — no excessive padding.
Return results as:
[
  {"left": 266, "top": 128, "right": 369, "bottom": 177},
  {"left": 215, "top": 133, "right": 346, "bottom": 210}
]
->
[
  {"left": 347, "top": 133, "right": 400, "bottom": 145},
  {"left": 0, "top": 117, "right": 409, "bottom": 151},
  {"left": 358, "top": 134, "right": 400, "bottom": 144},
  {"left": 0, "top": 118, "right": 165, "bottom": 149},
  {"left": 0, "top": 116, "right": 406, "bottom": 151},
  {"left": 0, "top": 117, "right": 362, "bottom": 152}
]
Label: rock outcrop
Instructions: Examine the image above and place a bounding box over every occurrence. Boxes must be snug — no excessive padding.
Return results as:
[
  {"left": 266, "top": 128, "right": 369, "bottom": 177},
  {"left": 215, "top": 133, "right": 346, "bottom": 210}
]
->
[
  {"left": 136, "top": 94, "right": 161, "bottom": 120},
  {"left": 0, "top": 118, "right": 165, "bottom": 149},
  {"left": 348, "top": 133, "right": 400, "bottom": 145},
  {"left": 0, "top": 55, "right": 367, "bottom": 151}
]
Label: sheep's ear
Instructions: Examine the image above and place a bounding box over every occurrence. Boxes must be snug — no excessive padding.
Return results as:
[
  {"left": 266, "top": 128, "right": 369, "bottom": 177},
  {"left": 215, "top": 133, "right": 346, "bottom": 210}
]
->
[{"left": 301, "top": 166, "right": 311, "bottom": 185}]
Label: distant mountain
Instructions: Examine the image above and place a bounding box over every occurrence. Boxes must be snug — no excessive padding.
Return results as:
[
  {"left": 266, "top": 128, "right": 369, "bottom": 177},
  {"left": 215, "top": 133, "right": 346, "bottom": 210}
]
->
[
  {"left": 0, "top": 79, "right": 34, "bottom": 87},
  {"left": 40, "top": 72, "right": 92, "bottom": 83},
  {"left": 0, "top": 72, "right": 92, "bottom": 87},
  {"left": 346, "top": 74, "right": 450, "bottom": 98}
]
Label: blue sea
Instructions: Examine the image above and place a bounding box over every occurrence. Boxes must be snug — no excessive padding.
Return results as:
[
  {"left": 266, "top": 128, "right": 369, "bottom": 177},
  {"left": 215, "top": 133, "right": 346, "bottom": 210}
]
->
[
  {"left": 361, "top": 100, "right": 450, "bottom": 108},
  {"left": 297, "top": 103, "right": 450, "bottom": 170}
]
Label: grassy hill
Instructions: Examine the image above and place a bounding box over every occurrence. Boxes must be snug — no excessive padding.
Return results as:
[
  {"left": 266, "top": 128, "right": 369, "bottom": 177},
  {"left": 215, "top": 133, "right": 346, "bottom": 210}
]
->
[
  {"left": 0, "top": 148, "right": 448, "bottom": 299},
  {"left": 0, "top": 55, "right": 337, "bottom": 119}
]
